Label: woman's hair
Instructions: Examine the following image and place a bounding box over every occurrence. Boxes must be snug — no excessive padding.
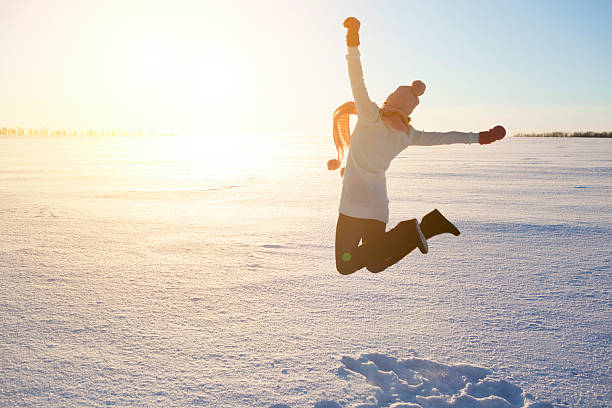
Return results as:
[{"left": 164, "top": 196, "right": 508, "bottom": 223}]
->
[{"left": 327, "top": 101, "right": 356, "bottom": 177}]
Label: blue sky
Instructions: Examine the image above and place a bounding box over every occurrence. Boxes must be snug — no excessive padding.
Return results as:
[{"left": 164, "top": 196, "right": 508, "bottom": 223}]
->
[{"left": 1, "top": 0, "right": 611, "bottom": 135}]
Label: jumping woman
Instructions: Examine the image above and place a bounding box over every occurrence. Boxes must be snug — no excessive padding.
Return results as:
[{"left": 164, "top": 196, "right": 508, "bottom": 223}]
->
[{"left": 329, "top": 17, "right": 505, "bottom": 275}]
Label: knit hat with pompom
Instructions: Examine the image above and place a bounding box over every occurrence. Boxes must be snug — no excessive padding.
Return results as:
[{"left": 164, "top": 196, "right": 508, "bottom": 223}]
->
[{"left": 380, "top": 80, "right": 425, "bottom": 133}]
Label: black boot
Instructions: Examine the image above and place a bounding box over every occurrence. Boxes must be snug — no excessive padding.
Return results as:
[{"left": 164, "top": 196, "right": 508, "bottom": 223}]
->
[
  {"left": 420, "top": 209, "right": 460, "bottom": 239},
  {"left": 394, "top": 218, "right": 428, "bottom": 254}
]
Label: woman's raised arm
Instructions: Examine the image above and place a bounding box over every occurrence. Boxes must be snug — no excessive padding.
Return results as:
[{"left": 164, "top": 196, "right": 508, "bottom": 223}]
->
[{"left": 344, "top": 18, "right": 380, "bottom": 124}]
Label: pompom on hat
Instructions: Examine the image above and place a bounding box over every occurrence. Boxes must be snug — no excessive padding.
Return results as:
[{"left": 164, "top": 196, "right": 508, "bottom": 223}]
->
[{"left": 411, "top": 80, "right": 426, "bottom": 96}]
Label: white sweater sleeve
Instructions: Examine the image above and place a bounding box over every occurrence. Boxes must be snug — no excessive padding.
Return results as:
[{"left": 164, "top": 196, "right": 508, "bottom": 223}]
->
[
  {"left": 408, "top": 126, "right": 480, "bottom": 146},
  {"left": 346, "top": 47, "right": 380, "bottom": 124}
]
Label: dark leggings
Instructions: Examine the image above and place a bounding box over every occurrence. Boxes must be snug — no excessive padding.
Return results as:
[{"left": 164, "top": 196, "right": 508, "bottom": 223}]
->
[{"left": 334, "top": 213, "right": 420, "bottom": 275}]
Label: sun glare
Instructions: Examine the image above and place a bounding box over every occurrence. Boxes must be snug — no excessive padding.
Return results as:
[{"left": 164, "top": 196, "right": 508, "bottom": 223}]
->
[{"left": 116, "top": 23, "right": 242, "bottom": 136}]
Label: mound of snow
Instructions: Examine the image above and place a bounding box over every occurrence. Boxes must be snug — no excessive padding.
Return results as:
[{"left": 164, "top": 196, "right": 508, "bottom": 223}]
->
[{"left": 336, "top": 354, "right": 551, "bottom": 408}]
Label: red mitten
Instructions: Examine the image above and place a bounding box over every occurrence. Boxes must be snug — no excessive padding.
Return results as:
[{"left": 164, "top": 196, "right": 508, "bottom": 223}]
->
[
  {"left": 343, "top": 17, "right": 360, "bottom": 47},
  {"left": 479, "top": 125, "right": 506, "bottom": 145}
]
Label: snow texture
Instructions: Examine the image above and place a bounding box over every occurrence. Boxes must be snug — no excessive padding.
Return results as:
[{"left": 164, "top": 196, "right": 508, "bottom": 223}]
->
[{"left": 1, "top": 136, "right": 610, "bottom": 407}]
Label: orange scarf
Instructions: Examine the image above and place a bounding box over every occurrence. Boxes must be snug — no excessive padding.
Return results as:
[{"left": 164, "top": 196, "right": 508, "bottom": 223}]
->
[
  {"left": 327, "top": 101, "right": 356, "bottom": 177},
  {"left": 327, "top": 101, "right": 410, "bottom": 177}
]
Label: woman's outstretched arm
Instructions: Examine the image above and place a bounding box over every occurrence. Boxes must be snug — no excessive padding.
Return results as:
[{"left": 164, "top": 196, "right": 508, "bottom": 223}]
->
[
  {"left": 344, "top": 18, "right": 379, "bottom": 124},
  {"left": 407, "top": 125, "right": 506, "bottom": 146}
]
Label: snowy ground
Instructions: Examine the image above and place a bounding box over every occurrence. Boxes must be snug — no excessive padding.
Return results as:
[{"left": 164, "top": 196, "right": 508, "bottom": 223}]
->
[{"left": 0, "top": 136, "right": 610, "bottom": 407}]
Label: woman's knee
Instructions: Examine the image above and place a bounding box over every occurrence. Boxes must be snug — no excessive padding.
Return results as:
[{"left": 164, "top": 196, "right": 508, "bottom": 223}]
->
[
  {"left": 336, "top": 259, "right": 356, "bottom": 275},
  {"left": 366, "top": 262, "right": 387, "bottom": 273}
]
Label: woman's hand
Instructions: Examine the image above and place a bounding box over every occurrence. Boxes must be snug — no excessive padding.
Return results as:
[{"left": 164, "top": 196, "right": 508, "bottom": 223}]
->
[
  {"left": 343, "top": 17, "right": 360, "bottom": 47},
  {"left": 479, "top": 125, "right": 506, "bottom": 144}
]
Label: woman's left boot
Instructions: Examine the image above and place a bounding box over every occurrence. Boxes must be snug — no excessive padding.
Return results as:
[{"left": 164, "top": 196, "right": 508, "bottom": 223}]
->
[
  {"left": 390, "top": 218, "right": 428, "bottom": 254},
  {"left": 349, "top": 218, "right": 429, "bottom": 272},
  {"left": 419, "top": 209, "right": 460, "bottom": 239}
]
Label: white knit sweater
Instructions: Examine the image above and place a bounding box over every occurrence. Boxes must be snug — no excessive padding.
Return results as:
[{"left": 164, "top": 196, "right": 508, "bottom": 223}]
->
[{"left": 339, "top": 46, "right": 479, "bottom": 224}]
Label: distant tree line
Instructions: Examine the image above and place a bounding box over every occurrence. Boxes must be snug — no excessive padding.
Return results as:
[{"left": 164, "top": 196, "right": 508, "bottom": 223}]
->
[
  {"left": 0, "top": 127, "right": 180, "bottom": 137},
  {"left": 514, "top": 131, "right": 612, "bottom": 138}
]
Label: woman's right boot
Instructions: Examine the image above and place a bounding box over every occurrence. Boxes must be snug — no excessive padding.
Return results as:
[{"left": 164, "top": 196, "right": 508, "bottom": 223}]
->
[{"left": 419, "top": 209, "right": 460, "bottom": 239}]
